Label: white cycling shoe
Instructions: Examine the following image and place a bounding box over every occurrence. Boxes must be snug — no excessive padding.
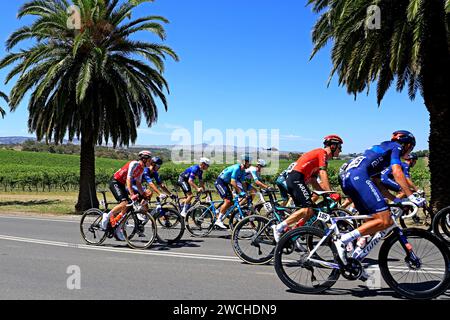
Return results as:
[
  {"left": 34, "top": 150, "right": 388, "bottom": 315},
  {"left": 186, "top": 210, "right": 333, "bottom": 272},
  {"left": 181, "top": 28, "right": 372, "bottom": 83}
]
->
[
  {"left": 214, "top": 220, "right": 227, "bottom": 230},
  {"left": 100, "top": 212, "right": 111, "bottom": 231},
  {"left": 271, "top": 225, "right": 283, "bottom": 243}
]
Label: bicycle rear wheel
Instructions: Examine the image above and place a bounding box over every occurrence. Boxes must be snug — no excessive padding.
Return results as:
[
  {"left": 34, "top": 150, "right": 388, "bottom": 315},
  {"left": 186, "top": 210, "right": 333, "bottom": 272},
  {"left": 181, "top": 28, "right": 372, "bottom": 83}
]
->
[
  {"left": 379, "top": 228, "right": 450, "bottom": 300},
  {"left": 80, "top": 209, "right": 108, "bottom": 245},
  {"left": 274, "top": 227, "right": 340, "bottom": 294},
  {"left": 432, "top": 207, "right": 450, "bottom": 245},
  {"left": 123, "top": 212, "right": 157, "bottom": 250},
  {"left": 185, "top": 205, "right": 215, "bottom": 237},
  {"left": 232, "top": 215, "right": 275, "bottom": 265},
  {"left": 156, "top": 208, "right": 185, "bottom": 245}
]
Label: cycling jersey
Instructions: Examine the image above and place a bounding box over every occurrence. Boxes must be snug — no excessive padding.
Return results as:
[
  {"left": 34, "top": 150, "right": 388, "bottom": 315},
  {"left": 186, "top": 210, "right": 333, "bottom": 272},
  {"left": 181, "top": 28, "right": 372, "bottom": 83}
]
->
[
  {"left": 218, "top": 164, "right": 247, "bottom": 184},
  {"left": 245, "top": 166, "right": 260, "bottom": 183},
  {"left": 292, "top": 149, "right": 328, "bottom": 182},
  {"left": 339, "top": 141, "right": 404, "bottom": 215},
  {"left": 279, "top": 162, "right": 297, "bottom": 180},
  {"left": 380, "top": 162, "right": 411, "bottom": 192},
  {"left": 113, "top": 161, "right": 145, "bottom": 185},
  {"left": 344, "top": 141, "right": 403, "bottom": 177},
  {"left": 180, "top": 165, "right": 204, "bottom": 182}
]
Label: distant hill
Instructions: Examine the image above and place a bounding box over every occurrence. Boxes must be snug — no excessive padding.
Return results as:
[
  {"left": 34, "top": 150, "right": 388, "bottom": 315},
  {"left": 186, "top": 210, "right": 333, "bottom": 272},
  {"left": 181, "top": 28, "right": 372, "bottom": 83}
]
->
[{"left": 0, "top": 136, "right": 80, "bottom": 145}]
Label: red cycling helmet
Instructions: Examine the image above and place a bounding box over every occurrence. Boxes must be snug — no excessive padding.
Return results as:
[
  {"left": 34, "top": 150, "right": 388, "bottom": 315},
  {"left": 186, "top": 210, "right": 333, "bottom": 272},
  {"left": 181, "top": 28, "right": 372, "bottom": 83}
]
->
[{"left": 324, "top": 135, "right": 344, "bottom": 146}]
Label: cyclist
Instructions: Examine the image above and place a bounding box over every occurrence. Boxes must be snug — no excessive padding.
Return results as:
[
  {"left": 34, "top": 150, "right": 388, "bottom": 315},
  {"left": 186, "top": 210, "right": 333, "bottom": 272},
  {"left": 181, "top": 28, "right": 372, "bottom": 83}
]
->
[
  {"left": 178, "top": 158, "right": 210, "bottom": 218},
  {"left": 130, "top": 157, "right": 172, "bottom": 202},
  {"left": 101, "top": 151, "right": 153, "bottom": 240},
  {"left": 272, "top": 135, "right": 343, "bottom": 242},
  {"left": 214, "top": 155, "right": 253, "bottom": 229},
  {"left": 337, "top": 131, "right": 426, "bottom": 267},
  {"left": 276, "top": 162, "right": 297, "bottom": 207},
  {"left": 241, "top": 159, "right": 271, "bottom": 199},
  {"left": 380, "top": 153, "right": 420, "bottom": 198}
]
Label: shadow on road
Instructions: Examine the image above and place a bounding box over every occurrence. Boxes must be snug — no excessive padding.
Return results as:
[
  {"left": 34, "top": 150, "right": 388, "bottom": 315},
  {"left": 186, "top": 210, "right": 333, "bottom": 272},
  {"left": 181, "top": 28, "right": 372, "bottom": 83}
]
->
[
  {"left": 0, "top": 200, "right": 61, "bottom": 207},
  {"left": 153, "top": 239, "right": 204, "bottom": 251}
]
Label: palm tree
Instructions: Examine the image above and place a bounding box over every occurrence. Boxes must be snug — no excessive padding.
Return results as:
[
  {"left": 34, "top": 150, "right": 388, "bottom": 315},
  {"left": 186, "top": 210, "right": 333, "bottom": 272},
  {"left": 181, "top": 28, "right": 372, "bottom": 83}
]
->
[
  {"left": 0, "top": 0, "right": 179, "bottom": 212},
  {"left": 308, "top": 0, "right": 450, "bottom": 210},
  {"left": 0, "top": 91, "right": 7, "bottom": 118}
]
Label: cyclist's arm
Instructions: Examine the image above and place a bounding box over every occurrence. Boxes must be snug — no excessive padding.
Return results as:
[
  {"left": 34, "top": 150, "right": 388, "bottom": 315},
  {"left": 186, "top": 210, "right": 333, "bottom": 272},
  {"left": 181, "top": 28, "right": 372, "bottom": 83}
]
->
[
  {"left": 230, "top": 179, "right": 242, "bottom": 194},
  {"left": 188, "top": 178, "right": 200, "bottom": 191},
  {"left": 131, "top": 179, "right": 145, "bottom": 197},
  {"left": 255, "top": 180, "right": 269, "bottom": 189},
  {"left": 318, "top": 169, "right": 332, "bottom": 191},
  {"left": 406, "top": 177, "right": 419, "bottom": 192},
  {"left": 373, "top": 177, "right": 397, "bottom": 201},
  {"left": 392, "top": 164, "right": 413, "bottom": 197},
  {"left": 159, "top": 183, "right": 172, "bottom": 196}
]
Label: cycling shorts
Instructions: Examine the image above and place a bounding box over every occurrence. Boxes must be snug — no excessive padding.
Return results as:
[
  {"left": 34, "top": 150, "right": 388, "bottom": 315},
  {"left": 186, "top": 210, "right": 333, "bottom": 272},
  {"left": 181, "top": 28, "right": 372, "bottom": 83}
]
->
[
  {"left": 215, "top": 178, "right": 233, "bottom": 200},
  {"left": 340, "top": 169, "right": 389, "bottom": 215},
  {"left": 110, "top": 179, "right": 128, "bottom": 203},
  {"left": 177, "top": 176, "right": 192, "bottom": 195},
  {"left": 286, "top": 171, "right": 313, "bottom": 208}
]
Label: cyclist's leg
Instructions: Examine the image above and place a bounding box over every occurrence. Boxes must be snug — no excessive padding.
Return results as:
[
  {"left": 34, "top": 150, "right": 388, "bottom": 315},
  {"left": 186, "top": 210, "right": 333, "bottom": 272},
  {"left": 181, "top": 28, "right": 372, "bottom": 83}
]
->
[
  {"left": 103, "top": 180, "right": 128, "bottom": 229},
  {"left": 214, "top": 179, "right": 233, "bottom": 227}
]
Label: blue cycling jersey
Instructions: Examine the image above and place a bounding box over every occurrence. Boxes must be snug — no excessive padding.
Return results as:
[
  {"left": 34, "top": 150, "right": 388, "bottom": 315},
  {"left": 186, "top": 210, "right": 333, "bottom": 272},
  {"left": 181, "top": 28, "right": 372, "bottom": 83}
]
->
[
  {"left": 218, "top": 164, "right": 247, "bottom": 184},
  {"left": 380, "top": 162, "right": 411, "bottom": 191},
  {"left": 345, "top": 141, "right": 403, "bottom": 177},
  {"left": 180, "top": 165, "right": 203, "bottom": 182},
  {"left": 133, "top": 167, "right": 162, "bottom": 186}
]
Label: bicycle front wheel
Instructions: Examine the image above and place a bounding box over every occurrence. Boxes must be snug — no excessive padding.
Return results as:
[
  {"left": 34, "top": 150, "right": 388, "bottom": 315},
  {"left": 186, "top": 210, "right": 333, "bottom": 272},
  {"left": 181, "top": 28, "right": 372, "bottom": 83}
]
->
[
  {"left": 123, "top": 212, "right": 157, "bottom": 250},
  {"left": 274, "top": 227, "right": 340, "bottom": 294},
  {"left": 80, "top": 209, "right": 107, "bottom": 245},
  {"left": 156, "top": 208, "right": 185, "bottom": 245},
  {"left": 379, "top": 228, "right": 450, "bottom": 300},
  {"left": 185, "top": 205, "right": 215, "bottom": 237},
  {"left": 232, "top": 215, "right": 275, "bottom": 265},
  {"left": 432, "top": 207, "right": 450, "bottom": 245}
]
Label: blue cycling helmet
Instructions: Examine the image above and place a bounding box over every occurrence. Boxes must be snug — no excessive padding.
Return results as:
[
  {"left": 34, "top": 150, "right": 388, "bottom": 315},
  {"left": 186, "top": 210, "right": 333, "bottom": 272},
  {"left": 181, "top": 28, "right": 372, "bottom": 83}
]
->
[
  {"left": 392, "top": 130, "right": 416, "bottom": 148},
  {"left": 405, "top": 153, "right": 418, "bottom": 161},
  {"left": 151, "top": 157, "right": 163, "bottom": 166}
]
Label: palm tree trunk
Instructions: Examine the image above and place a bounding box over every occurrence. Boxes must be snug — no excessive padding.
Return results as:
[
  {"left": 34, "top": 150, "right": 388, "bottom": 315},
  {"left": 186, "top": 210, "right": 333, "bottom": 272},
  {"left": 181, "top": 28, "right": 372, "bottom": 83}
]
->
[
  {"left": 75, "top": 130, "right": 99, "bottom": 213},
  {"left": 422, "top": 0, "right": 450, "bottom": 211}
]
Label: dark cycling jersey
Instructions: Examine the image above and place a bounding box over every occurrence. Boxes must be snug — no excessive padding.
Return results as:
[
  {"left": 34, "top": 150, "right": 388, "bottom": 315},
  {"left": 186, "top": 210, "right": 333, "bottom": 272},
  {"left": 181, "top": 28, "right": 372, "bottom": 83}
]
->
[
  {"left": 380, "top": 162, "right": 411, "bottom": 192},
  {"left": 339, "top": 141, "right": 404, "bottom": 215},
  {"left": 180, "top": 165, "right": 204, "bottom": 182},
  {"left": 345, "top": 141, "right": 403, "bottom": 177}
]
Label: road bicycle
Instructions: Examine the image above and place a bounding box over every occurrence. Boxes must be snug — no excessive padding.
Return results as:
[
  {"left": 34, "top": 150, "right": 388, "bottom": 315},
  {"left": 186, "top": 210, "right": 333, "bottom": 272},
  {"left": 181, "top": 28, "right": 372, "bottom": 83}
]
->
[
  {"left": 232, "top": 189, "right": 354, "bottom": 265},
  {"left": 274, "top": 202, "right": 450, "bottom": 300},
  {"left": 185, "top": 192, "right": 255, "bottom": 237},
  {"left": 80, "top": 192, "right": 157, "bottom": 250},
  {"left": 432, "top": 206, "right": 450, "bottom": 246}
]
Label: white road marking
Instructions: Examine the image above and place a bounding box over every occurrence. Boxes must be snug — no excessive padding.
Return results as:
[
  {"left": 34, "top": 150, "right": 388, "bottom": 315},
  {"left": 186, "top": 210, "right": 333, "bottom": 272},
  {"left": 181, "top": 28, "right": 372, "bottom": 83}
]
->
[
  {"left": 0, "top": 215, "right": 80, "bottom": 224},
  {"left": 0, "top": 234, "right": 241, "bottom": 263}
]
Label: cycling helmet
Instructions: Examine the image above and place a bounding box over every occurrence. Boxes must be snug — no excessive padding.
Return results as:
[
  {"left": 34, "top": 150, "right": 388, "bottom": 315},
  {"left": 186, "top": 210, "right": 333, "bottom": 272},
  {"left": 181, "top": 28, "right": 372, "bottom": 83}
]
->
[
  {"left": 200, "top": 157, "right": 211, "bottom": 166},
  {"left": 257, "top": 159, "right": 267, "bottom": 167},
  {"left": 405, "top": 153, "right": 418, "bottom": 161},
  {"left": 241, "top": 154, "right": 253, "bottom": 162},
  {"left": 324, "top": 135, "right": 344, "bottom": 146},
  {"left": 151, "top": 157, "right": 163, "bottom": 166},
  {"left": 392, "top": 130, "right": 416, "bottom": 148},
  {"left": 138, "top": 150, "right": 152, "bottom": 160}
]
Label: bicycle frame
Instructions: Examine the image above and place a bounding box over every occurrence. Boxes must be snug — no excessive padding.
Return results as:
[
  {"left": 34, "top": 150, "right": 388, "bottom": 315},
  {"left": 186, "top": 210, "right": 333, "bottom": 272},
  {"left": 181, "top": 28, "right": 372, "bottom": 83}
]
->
[{"left": 305, "top": 206, "right": 419, "bottom": 270}]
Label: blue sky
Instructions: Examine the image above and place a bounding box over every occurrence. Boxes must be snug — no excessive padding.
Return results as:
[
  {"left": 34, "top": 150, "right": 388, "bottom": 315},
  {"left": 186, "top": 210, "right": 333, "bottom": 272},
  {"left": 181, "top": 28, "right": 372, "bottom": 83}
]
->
[{"left": 0, "top": 0, "right": 430, "bottom": 153}]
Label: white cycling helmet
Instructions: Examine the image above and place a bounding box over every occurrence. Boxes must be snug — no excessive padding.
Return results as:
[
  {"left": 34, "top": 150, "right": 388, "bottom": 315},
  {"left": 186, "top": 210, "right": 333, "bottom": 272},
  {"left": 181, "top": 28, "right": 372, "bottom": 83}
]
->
[
  {"left": 200, "top": 157, "right": 211, "bottom": 166},
  {"left": 257, "top": 159, "right": 267, "bottom": 167}
]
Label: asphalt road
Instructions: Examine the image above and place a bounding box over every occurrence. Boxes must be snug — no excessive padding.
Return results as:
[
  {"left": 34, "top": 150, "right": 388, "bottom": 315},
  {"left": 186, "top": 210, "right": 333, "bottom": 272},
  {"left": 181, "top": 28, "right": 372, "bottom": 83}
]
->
[{"left": 0, "top": 213, "right": 448, "bottom": 300}]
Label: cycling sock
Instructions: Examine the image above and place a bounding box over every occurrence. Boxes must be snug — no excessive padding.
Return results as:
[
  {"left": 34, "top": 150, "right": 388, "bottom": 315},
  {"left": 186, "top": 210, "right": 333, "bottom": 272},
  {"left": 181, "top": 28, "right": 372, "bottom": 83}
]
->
[
  {"left": 341, "top": 230, "right": 362, "bottom": 245},
  {"left": 276, "top": 221, "right": 288, "bottom": 233},
  {"left": 218, "top": 214, "right": 224, "bottom": 222}
]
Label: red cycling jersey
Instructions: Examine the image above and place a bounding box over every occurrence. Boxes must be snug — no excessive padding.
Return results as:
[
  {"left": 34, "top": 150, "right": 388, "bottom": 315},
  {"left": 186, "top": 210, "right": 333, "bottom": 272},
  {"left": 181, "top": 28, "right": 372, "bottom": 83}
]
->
[
  {"left": 113, "top": 161, "right": 145, "bottom": 185},
  {"left": 292, "top": 148, "right": 328, "bottom": 182}
]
